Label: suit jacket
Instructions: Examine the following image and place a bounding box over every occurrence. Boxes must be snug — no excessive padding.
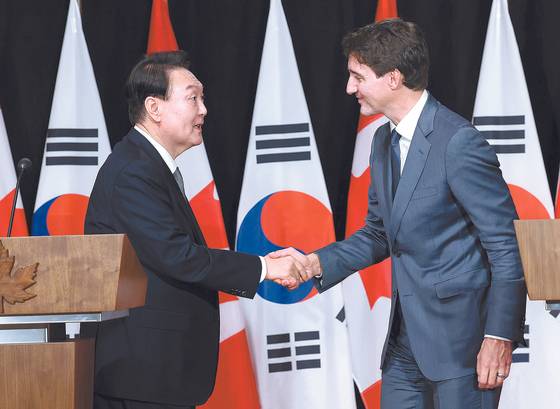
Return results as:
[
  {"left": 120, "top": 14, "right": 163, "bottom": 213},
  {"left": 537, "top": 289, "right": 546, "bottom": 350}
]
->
[
  {"left": 316, "top": 95, "right": 526, "bottom": 381},
  {"left": 85, "top": 128, "right": 261, "bottom": 406}
]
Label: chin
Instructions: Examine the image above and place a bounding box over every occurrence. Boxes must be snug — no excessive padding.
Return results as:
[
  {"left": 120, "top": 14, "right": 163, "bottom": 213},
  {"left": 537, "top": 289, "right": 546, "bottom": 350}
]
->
[
  {"left": 360, "top": 106, "right": 379, "bottom": 117},
  {"left": 192, "top": 136, "right": 203, "bottom": 146}
]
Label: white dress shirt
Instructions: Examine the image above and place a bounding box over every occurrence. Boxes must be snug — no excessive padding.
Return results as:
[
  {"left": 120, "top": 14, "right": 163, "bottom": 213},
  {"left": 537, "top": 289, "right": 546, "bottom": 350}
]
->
[
  {"left": 390, "top": 90, "right": 428, "bottom": 174},
  {"left": 134, "top": 125, "right": 267, "bottom": 282}
]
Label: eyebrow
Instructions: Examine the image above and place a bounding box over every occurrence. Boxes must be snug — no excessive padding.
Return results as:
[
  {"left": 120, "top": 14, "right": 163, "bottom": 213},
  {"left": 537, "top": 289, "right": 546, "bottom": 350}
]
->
[{"left": 185, "top": 84, "right": 203, "bottom": 92}]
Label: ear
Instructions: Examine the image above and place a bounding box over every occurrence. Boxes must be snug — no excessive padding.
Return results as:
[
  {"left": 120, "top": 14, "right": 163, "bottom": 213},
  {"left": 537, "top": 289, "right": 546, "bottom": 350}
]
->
[
  {"left": 387, "top": 69, "right": 404, "bottom": 90},
  {"left": 144, "top": 96, "right": 161, "bottom": 123}
]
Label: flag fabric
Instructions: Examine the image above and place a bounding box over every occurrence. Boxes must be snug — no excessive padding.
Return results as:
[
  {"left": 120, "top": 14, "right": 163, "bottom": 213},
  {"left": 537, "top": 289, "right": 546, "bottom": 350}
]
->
[
  {"left": 32, "top": 0, "right": 110, "bottom": 236},
  {"left": 341, "top": 1, "right": 396, "bottom": 408},
  {"left": 554, "top": 171, "right": 560, "bottom": 219},
  {"left": 145, "top": 2, "right": 260, "bottom": 408},
  {"left": 0, "top": 108, "right": 28, "bottom": 237},
  {"left": 147, "top": 0, "right": 178, "bottom": 54},
  {"left": 235, "top": 0, "right": 355, "bottom": 407},
  {"left": 472, "top": 0, "right": 560, "bottom": 407}
]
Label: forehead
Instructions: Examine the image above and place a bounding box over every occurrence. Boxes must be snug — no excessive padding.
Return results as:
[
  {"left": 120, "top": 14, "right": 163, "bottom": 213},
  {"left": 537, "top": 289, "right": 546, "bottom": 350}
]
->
[
  {"left": 347, "top": 55, "right": 374, "bottom": 76},
  {"left": 168, "top": 68, "right": 203, "bottom": 92}
]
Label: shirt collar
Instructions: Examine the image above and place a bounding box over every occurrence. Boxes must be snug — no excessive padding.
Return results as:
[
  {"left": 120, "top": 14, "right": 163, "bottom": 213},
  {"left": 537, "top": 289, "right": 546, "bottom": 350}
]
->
[
  {"left": 390, "top": 90, "right": 429, "bottom": 141},
  {"left": 134, "top": 125, "right": 177, "bottom": 173}
]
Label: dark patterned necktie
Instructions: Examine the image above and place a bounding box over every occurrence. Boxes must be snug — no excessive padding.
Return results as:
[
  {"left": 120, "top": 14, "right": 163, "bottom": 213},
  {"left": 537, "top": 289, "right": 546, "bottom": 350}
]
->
[
  {"left": 391, "top": 129, "right": 402, "bottom": 198},
  {"left": 173, "top": 168, "right": 187, "bottom": 199}
]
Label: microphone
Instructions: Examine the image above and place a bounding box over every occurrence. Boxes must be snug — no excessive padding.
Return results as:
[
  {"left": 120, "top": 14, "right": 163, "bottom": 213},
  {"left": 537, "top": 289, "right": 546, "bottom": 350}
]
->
[{"left": 7, "top": 157, "right": 32, "bottom": 237}]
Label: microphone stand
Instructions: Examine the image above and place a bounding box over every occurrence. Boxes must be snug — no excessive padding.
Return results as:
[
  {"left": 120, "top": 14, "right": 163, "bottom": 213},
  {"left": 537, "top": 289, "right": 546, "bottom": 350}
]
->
[{"left": 7, "top": 158, "right": 31, "bottom": 237}]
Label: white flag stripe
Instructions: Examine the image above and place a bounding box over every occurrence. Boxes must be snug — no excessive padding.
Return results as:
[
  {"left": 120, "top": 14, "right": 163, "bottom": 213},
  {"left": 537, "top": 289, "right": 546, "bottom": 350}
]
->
[
  {"left": 473, "top": 1, "right": 560, "bottom": 407},
  {"left": 351, "top": 116, "right": 388, "bottom": 177},
  {"left": 343, "top": 273, "right": 390, "bottom": 388},
  {"left": 176, "top": 142, "right": 216, "bottom": 201}
]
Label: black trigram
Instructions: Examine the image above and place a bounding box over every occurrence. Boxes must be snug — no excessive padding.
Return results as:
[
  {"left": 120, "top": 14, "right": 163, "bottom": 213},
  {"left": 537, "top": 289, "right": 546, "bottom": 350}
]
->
[
  {"left": 473, "top": 115, "right": 525, "bottom": 154},
  {"left": 45, "top": 128, "right": 98, "bottom": 166},
  {"left": 266, "top": 330, "right": 321, "bottom": 373},
  {"left": 255, "top": 122, "right": 311, "bottom": 164},
  {"left": 512, "top": 324, "right": 530, "bottom": 363}
]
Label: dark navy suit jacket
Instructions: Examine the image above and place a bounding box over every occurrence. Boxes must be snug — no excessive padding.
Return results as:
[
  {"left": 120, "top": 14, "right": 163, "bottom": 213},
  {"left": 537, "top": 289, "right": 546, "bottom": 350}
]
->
[
  {"left": 85, "top": 128, "right": 261, "bottom": 406},
  {"left": 317, "top": 95, "right": 526, "bottom": 381}
]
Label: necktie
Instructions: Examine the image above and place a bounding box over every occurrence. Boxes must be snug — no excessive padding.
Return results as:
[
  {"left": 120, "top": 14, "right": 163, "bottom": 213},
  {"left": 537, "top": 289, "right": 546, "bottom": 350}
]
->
[
  {"left": 173, "top": 168, "right": 187, "bottom": 199},
  {"left": 391, "top": 129, "right": 402, "bottom": 198}
]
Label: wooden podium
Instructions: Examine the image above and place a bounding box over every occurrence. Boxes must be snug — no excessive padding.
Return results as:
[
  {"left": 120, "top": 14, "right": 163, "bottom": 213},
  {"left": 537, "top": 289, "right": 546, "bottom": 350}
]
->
[
  {"left": 0, "top": 234, "right": 147, "bottom": 409},
  {"left": 514, "top": 219, "right": 560, "bottom": 309}
]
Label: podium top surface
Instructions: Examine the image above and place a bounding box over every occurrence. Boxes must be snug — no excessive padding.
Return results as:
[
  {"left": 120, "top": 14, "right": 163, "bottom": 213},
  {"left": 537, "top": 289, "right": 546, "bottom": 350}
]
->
[{"left": 0, "top": 234, "right": 147, "bottom": 315}]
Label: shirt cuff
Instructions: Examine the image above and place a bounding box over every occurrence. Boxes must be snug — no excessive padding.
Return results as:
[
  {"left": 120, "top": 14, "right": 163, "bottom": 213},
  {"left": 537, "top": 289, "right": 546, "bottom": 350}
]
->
[
  {"left": 484, "top": 334, "right": 511, "bottom": 342},
  {"left": 259, "top": 256, "right": 267, "bottom": 282}
]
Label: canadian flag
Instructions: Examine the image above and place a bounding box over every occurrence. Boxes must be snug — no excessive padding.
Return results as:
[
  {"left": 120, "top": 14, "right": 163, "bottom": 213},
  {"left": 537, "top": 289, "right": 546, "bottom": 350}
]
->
[
  {"left": 32, "top": 0, "right": 111, "bottom": 236},
  {"left": 0, "top": 108, "right": 28, "bottom": 237},
  {"left": 341, "top": 1, "right": 396, "bottom": 408},
  {"left": 472, "top": 0, "right": 560, "bottom": 407},
  {"left": 146, "top": 2, "right": 259, "bottom": 407}
]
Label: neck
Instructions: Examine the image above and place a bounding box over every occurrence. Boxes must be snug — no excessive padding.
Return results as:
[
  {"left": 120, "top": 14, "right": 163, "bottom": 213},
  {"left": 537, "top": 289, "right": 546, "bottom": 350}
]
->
[
  {"left": 384, "top": 89, "right": 424, "bottom": 125},
  {"left": 136, "top": 121, "right": 179, "bottom": 159}
]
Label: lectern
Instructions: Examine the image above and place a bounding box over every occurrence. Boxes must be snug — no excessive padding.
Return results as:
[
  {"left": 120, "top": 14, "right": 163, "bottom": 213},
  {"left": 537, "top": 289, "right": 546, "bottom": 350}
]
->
[
  {"left": 0, "top": 234, "right": 147, "bottom": 409},
  {"left": 514, "top": 219, "right": 560, "bottom": 311}
]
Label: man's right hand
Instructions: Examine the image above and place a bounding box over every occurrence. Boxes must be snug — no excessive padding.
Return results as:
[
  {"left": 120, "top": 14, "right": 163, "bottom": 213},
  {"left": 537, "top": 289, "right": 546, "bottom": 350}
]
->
[
  {"left": 264, "top": 254, "right": 305, "bottom": 290},
  {"left": 269, "top": 248, "right": 322, "bottom": 280}
]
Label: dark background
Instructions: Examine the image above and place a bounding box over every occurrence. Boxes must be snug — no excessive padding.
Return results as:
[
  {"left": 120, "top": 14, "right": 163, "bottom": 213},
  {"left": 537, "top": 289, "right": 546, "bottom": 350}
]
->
[{"left": 1, "top": 0, "right": 558, "bottom": 406}]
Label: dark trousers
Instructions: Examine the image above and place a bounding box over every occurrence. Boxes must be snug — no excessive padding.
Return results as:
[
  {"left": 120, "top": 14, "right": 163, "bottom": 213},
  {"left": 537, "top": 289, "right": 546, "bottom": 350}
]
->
[
  {"left": 94, "top": 393, "right": 195, "bottom": 409},
  {"left": 381, "top": 301, "right": 501, "bottom": 409}
]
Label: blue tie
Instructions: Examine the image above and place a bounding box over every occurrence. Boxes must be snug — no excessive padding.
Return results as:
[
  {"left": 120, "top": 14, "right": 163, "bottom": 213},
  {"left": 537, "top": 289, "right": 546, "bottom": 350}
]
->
[{"left": 391, "top": 129, "right": 401, "bottom": 198}]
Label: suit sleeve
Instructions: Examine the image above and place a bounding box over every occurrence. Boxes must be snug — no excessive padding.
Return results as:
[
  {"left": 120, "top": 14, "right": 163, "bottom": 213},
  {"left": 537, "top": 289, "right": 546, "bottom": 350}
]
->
[
  {"left": 315, "top": 134, "right": 390, "bottom": 292},
  {"left": 445, "top": 126, "right": 526, "bottom": 342},
  {"left": 111, "top": 161, "right": 261, "bottom": 298}
]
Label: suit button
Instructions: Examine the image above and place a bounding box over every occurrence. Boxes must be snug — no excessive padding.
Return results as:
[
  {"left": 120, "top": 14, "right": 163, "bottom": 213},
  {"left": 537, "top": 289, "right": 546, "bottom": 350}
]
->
[{"left": 241, "top": 290, "right": 247, "bottom": 297}]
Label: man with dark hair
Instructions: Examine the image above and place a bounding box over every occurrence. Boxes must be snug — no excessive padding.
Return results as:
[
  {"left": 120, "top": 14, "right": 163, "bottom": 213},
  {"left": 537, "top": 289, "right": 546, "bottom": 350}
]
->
[
  {"left": 85, "top": 51, "right": 303, "bottom": 409},
  {"left": 273, "top": 19, "right": 526, "bottom": 408}
]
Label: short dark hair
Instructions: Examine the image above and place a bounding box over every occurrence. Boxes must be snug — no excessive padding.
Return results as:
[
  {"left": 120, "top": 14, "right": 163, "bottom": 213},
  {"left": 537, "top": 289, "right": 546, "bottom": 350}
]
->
[
  {"left": 125, "top": 51, "right": 191, "bottom": 124},
  {"left": 342, "top": 18, "right": 429, "bottom": 90}
]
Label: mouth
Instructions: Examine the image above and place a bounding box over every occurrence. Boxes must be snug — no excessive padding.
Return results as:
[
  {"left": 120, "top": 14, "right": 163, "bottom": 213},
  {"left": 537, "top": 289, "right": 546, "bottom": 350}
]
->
[{"left": 194, "top": 123, "right": 203, "bottom": 131}]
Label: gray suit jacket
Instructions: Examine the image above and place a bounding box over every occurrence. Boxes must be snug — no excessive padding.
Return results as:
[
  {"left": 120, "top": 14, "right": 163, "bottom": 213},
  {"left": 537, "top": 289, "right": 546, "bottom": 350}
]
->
[{"left": 316, "top": 94, "right": 526, "bottom": 381}]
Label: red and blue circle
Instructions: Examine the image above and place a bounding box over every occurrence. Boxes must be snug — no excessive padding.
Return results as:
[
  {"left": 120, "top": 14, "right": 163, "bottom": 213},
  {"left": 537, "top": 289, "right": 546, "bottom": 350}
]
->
[
  {"left": 237, "top": 190, "right": 335, "bottom": 304},
  {"left": 32, "top": 193, "right": 89, "bottom": 235}
]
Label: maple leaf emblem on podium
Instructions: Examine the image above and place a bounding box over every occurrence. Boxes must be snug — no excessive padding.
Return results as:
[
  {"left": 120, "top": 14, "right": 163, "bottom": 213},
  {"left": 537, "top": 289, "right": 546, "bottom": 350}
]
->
[{"left": 0, "top": 241, "right": 38, "bottom": 313}]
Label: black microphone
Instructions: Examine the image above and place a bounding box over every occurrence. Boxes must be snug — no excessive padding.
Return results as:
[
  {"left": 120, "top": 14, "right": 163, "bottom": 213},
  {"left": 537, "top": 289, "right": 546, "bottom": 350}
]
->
[{"left": 7, "top": 157, "right": 32, "bottom": 237}]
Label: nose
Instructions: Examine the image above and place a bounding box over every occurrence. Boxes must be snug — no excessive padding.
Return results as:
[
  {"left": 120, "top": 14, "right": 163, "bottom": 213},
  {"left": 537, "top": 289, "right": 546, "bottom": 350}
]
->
[
  {"left": 199, "top": 99, "right": 207, "bottom": 116},
  {"left": 346, "top": 76, "right": 357, "bottom": 95}
]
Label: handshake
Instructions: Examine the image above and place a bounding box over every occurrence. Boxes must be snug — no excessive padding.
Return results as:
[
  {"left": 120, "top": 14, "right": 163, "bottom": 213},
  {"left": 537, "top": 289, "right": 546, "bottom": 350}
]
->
[{"left": 263, "top": 248, "right": 322, "bottom": 290}]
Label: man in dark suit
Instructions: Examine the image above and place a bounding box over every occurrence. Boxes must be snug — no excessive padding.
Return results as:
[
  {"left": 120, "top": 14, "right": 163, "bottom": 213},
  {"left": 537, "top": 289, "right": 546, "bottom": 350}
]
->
[
  {"left": 85, "top": 51, "right": 303, "bottom": 409},
  {"left": 273, "top": 19, "right": 526, "bottom": 408}
]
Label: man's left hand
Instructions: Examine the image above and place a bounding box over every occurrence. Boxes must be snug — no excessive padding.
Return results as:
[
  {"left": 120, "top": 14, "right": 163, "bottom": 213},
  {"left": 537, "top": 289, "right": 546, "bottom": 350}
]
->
[{"left": 476, "top": 337, "right": 512, "bottom": 389}]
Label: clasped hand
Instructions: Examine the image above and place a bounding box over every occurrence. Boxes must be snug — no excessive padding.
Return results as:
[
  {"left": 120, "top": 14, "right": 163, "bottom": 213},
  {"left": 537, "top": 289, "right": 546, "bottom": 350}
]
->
[{"left": 263, "top": 248, "right": 322, "bottom": 290}]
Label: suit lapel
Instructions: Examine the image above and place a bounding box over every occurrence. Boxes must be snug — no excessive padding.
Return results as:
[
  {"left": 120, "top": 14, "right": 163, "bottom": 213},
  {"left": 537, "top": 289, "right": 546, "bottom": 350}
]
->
[
  {"left": 128, "top": 129, "right": 207, "bottom": 245},
  {"left": 389, "top": 96, "right": 437, "bottom": 242}
]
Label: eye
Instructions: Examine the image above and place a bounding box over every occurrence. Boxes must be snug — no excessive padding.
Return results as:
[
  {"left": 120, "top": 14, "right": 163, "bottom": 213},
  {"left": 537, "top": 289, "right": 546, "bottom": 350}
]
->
[{"left": 188, "top": 94, "right": 204, "bottom": 103}]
